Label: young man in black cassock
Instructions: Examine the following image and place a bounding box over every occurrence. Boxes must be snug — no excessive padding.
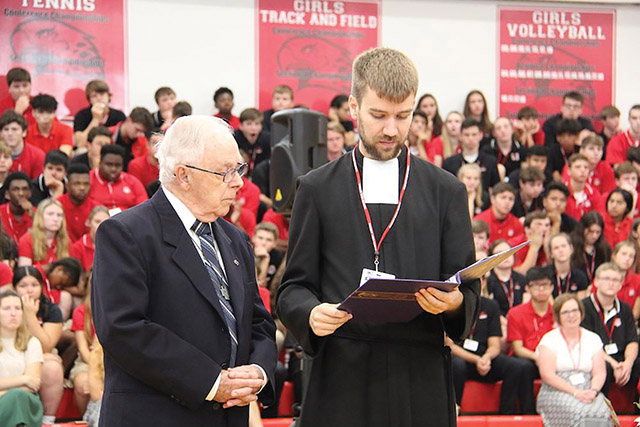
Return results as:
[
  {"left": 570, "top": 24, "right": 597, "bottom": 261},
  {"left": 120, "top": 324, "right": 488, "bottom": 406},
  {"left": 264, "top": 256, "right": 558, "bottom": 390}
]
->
[{"left": 276, "top": 47, "right": 480, "bottom": 427}]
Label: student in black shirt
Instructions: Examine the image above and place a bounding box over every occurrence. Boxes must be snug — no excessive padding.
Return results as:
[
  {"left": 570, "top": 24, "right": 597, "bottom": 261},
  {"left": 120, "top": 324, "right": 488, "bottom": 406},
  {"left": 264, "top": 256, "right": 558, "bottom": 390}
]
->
[
  {"left": 486, "top": 240, "right": 527, "bottom": 317},
  {"left": 73, "top": 80, "right": 126, "bottom": 148},
  {"left": 548, "top": 119, "right": 582, "bottom": 182},
  {"left": 512, "top": 167, "right": 545, "bottom": 219},
  {"left": 234, "top": 108, "right": 271, "bottom": 176},
  {"left": 543, "top": 91, "right": 595, "bottom": 147},
  {"left": 546, "top": 232, "right": 590, "bottom": 299}
]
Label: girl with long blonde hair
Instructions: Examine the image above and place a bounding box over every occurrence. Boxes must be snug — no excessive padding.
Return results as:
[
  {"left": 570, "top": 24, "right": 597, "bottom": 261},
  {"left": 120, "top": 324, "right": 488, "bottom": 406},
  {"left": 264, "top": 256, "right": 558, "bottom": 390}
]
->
[{"left": 18, "top": 198, "right": 70, "bottom": 269}]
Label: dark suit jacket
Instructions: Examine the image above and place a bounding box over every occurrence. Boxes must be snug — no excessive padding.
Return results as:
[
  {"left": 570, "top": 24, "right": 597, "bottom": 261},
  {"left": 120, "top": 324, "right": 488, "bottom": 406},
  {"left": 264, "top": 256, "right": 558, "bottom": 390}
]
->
[{"left": 92, "top": 188, "right": 277, "bottom": 427}]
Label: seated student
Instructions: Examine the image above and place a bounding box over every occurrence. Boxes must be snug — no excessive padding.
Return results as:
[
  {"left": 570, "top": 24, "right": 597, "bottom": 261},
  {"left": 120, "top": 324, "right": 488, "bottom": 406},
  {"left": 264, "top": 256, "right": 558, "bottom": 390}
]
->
[
  {"left": 443, "top": 118, "right": 501, "bottom": 190},
  {"left": 70, "top": 279, "right": 95, "bottom": 416},
  {"left": 213, "top": 87, "right": 239, "bottom": 130},
  {"left": 152, "top": 86, "right": 176, "bottom": 129},
  {"left": 440, "top": 111, "right": 463, "bottom": 159},
  {"left": 262, "top": 85, "right": 294, "bottom": 133},
  {"left": 262, "top": 208, "right": 290, "bottom": 252},
  {"left": 542, "top": 91, "right": 595, "bottom": 147},
  {"left": 601, "top": 189, "right": 634, "bottom": 250},
  {"left": 543, "top": 181, "right": 578, "bottom": 235},
  {"left": 326, "top": 122, "right": 347, "bottom": 162},
  {"left": 610, "top": 241, "right": 640, "bottom": 320},
  {"left": 473, "top": 182, "right": 524, "bottom": 244},
  {"left": 564, "top": 153, "right": 604, "bottom": 220},
  {"left": 329, "top": 94, "right": 356, "bottom": 148},
  {"left": 171, "top": 101, "right": 192, "bottom": 121},
  {"left": 606, "top": 104, "right": 640, "bottom": 166},
  {"left": 84, "top": 337, "right": 104, "bottom": 427},
  {"left": 546, "top": 232, "right": 590, "bottom": 299},
  {"left": 512, "top": 211, "right": 551, "bottom": 275},
  {"left": 44, "top": 258, "right": 83, "bottom": 321},
  {"left": 1, "top": 110, "right": 45, "bottom": 180},
  {"left": 109, "top": 107, "right": 154, "bottom": 169},
  {"left": 88, "top": 145, "right": 147, "bottom": 213},
  {"left": 571, "top": 211, "right": 611, "bottom": 284},
  {"left": 70, "top": 126, "right": 112, "bottom": 172},
  {"left": 0, "top": 140, "right": 13, "bottom": 192},
  {"left": 73, "top": 80, "right": 126, "bottom": 148},
  {"left": 234, "top": 108, "right": 271, "bottom": 176},
  {"left": 472, "top": 219, "right": 490, "bottom": 252},
  {"left": 225, "top": 172, "right": 260, "bottom": 237},
  {"left": 12, "top": 266, "right": 64, "bottom": 424},
  {"left": 548, "top": 118, "right": 582, "bottom": 182},
  {"left": 562, "top": 135, "right": 616, "bottom": 195},
  {"left": 612, "top": 162, "right": 639, "bottom": 217},
  {"left": 507, "top": 144, "right": 551, "bottom": 186},
  {"left": 598, "top": 105, "right": 621, "bottom": 149},
  {"left": 481, "top": 116, "right": 526, "bottom": 179},
  {"left": 71, "top": 206, "right": 109, "bottom": 272},
  {"left": 30, "top": 150, "right": 68, "bottom": 206},
  {"left": 507, "top": 267, "right": 556, "bottom": 393},
  {"left": 0, "top": 172, "right": 35, "bottom": 243},
  {"left": 449, "top": 293, "right": 534, "bottom": 415},
  {"left": 57, "top": 164, "right": 97, "bottom": 243},
  {"left": 513, "top": 105, "right": 545, "bottom": 147},
  {"left": 127, "top": 130, "right": 161, "bottom": 188},
  {"left": 487, "top": 239, "right": 527, "bottom": 317},
  {"left": 405, "top": 110, "right": 429, "bottom": 162},
  {"left": 0, "top": 67, "right": 35, "bottom": 126},
  {"left": 415, "top": 93, "right": 443, "bottom": 142},
  {"left": 252, "top": 221, "right": 284, "bottom": 291},
  {"left": 626, "top": 146, "right": 640, "bottom": 187},
  {"left": 463, "top": 90, "right": 493, "bottom": 146},
  {"left": 25, "top": 94, "right": 73, "bottom": 156},
  {"left": 581, "top": 262, "right": 640, "bottom": 397},
  {"left": 512, "top": 167, "right": 545, "bottom": 218},
  {"left": 458, "top": 163, "right": 489, "bottom": 218},
  {"left": 0, "top": 290, "right": 43, "bottom": 426}
]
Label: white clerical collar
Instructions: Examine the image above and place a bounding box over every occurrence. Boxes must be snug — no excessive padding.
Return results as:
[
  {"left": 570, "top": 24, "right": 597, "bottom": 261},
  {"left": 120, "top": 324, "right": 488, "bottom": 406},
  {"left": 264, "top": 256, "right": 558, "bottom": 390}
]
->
[{"left": 362, "top": 156, "right": 399, "bottom": 204}]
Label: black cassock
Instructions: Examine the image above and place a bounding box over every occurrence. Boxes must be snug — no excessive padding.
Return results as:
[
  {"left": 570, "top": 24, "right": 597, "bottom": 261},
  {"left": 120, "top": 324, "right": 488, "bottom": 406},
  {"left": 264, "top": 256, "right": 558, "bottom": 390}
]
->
[{"left": 277, "top": 147, "right": 480, "bottom": 427}]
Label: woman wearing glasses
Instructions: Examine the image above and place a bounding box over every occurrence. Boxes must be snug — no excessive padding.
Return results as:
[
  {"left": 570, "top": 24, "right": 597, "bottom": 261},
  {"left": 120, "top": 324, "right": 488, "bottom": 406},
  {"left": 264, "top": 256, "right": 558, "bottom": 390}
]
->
[{"left": 536, "top": 293, "right": 613, "bottom": 426}]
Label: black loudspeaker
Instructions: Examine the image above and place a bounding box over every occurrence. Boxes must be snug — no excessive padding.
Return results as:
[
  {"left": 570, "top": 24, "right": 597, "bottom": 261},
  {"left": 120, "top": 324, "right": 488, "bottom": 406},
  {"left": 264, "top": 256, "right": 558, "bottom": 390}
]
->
[{"left": 270, "top": 108, "right": 327, "bottom": 213}]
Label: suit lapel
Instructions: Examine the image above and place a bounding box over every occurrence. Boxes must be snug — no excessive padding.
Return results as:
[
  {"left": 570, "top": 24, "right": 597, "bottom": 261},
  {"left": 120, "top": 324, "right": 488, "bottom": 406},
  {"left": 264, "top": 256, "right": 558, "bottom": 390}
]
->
[{"left": 212, "top": 220, "right": 246, "bottom": 323}]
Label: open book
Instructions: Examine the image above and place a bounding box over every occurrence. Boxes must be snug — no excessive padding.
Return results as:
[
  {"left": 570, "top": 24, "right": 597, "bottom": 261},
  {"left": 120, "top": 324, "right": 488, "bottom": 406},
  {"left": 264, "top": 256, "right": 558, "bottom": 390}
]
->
[{"left": 337, "top": 241, "right": 530, "bottom": 324}]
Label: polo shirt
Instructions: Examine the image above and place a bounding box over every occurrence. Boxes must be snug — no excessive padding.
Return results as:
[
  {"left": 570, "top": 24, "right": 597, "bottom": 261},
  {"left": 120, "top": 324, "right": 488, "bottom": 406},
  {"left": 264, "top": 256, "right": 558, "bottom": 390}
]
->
[
  {"left": 442, "top": 152, "right": 501, "bottom": 191},
  {"left": 618, "top": 273, "right": 640, "bottom": 309},
  {"left": 561, "top": 161, "right": 616, "bottom": 195},
  {"left": 564, "top": 181, "right": 603, "bottom": 220},
  {"left": 581, "top": 295, "right": 637, "bottom": 362},
  {"left": 42, "top": 279, "right": 61, "bottom": 305},
  {"left": 127, "top": 155, "right": 159, "bottom": 189},
  {"left": 606, "top": 130, "right": 640, "bottom": 166},
  {"left": 73, "top": 106, "right": 126, "bottom": 131},
  {"left": 226, "top": 207, "right": 256, "bottom": 237},
  {"left": 545, "top": 265, "right": 589, "bottom": 298},
  {"left": 215, "top": 113, "right": 240, "bottom": 130},
  {"left": 473, "top": 208, "right": 524, "bottom": 244},
  {"left": 236, "top": 177, "right": 261, "bottom": 218},
  {"left": 109, "top": 123, "right": 149, "bottom": 169},
  {"left": 9, "top": 143, "right": 45, "bottom": 179},
  {"left": 71, "top": 303, "right": 95, "bottom": 337},
  {"left": 0, "top": 262, "right": 13, "bottom": 287},
  {"left": 424, "top": 136, "right": 443, "bottom": 164},
  {"left": 480, "top": 138, "right": 526, "bottom": 177},
  {"left": 602, "top": 212, "right": 632, "bottom": 250},
  {"left": 455, "top": 297, "right": 501, "bottom": 355},
  {"left": 56, "top": 193, "right": 98, "bottom": 243},
  {"left": 506, "top": 301, "right": 555, "bottom": 352},
  {"left": 262, "top": 208, "right": 289, "bottom": 241},
  {"left": 88, "top": 169, "right": 148, "bottom": 211},
  {"left": 0, "top": 203, "right": 33, "bottom": 243},
  {"left": 511, "top": 191, "right": 543, "bottom": 218},
  {"left": 70, "top": 233, "right": 94, "bottom": 272},
  {"left": 511, "top": 241, "right": 548, "bottom": 268},
  {"left": 532, "top": 128, "right": 545, "bottom": 146},
  {"left": 486, "top": 271, "right": 527, "bottom": 317},
  {"left": 18, "top": 232, "right": 58, "bottom": 269},
  {"left": 542, "top": 113, "right": 594, "bottom": 146},
  {"left": 25, "top": 119, "right": 73, "bottom": 154},
  {"left": 547, "top": 144, "right": 575, "bottom": 177},
  {"left": 0, "top": 94, "right": 35, "bottom": 126}
]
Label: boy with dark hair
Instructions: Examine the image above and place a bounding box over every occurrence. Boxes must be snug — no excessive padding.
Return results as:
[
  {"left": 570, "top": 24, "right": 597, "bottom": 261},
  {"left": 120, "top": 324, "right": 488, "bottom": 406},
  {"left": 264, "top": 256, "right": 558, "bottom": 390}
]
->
[
  {"left": 110, "top": 107, "right": 155, "bottom": 169},
  {"left": 0, "top": 110, "right": 45, "bottom": 179},
  {"left": 74, "top": 79, "right": 126, "bottom": 148},
  {"left": 262, "top": 85, "right": 294, "bottom": 133},
  {"left": 543, "top": 91, "right": 594, "bottom": 146},
  {"left": 542, "top": 181, "right": 577, "bottom": 235},
  {"left": 471, "top": 219, "right": 490, "bottom": 251},
  {"left": 512, "top": 211, "right": 551, "bottom": 274},
  {"left": 0, "top": 67, "right": 35, "bottom": 126},
  {"left": 57, "top": 163, "right": 97, "bottom": 243},
  {"left": 514, "top": 106, "right": 544, "bottom": 147},
  {"left": 26, "top": 94, "right": 73, "bottom": 155},
  {"left": 599, "top": 105, "right": 621, "bottom": 147},
  {"left": 128, "top": 131, "right": 161, "bottom": 188},
  {"left": 213, "top": 87, "right": 240, "bottom": 130},
  {"left": 443, "top": 118, "right": 500, "bottom": 190},
  {"left": 172, "top": 101, "right": 192, "bottom": 120},
  {"left": 548, "top": 118, "right": 582, "bottom": 182},
  {"left": 152, "top": 86, "right": 176, "bottom": 129},
  {"left": 474, "top": 182, "right": 523, "bottom": 244},
  {"left": 577, "top": 134, "right": 615, "bottom": 194},
  {"left": 507, "top": 144, "right": 551, "bottom": 185},
  {"left": 613, "top": 162, "right": 639, "bottom": 217},
  {"left": 606, "top": 105, "right": 640, "bottom": 166},
  {"left": 70, "top": 126, "right": 112, "bottom": 171},
  {"left": 0, "top": 171, "right": 34, "bottom": 243},
  {"left": 30, "top": 150, "right": 68, "bottom": 205},
  {"left": 234, "top": 108, "right": 271, "bottom": 175},
  {"left": 564, "top": 153, "right": 604, "bottom": 220},
  {"left": 512, "top": 167, "right": 545, "bottom": 218}
]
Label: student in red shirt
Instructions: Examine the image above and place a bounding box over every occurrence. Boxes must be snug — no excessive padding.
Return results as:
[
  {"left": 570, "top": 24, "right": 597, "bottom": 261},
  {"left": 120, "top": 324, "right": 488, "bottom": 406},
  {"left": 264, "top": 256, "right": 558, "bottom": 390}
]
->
[
  {"left": 58, "top": 164, "right": 97, "bottom": 243},
  {"left": 514, "top": 106, "right": 544, "bottom": 147},
  {"left": 566, "top": 135, "right": 616, "bottom": 195},
  {"left": 152, "top": 86, "right": 176, "bottom": 129},
  {"left": 0, "top": 67, "right": 35, "bottom": 126},
  {"left": 73, "top": 80, "right": 126, "bottom": 149},
  {"left": 213, "top": 87, "right": 240, "bottom": 130},
  {"left": 88, "top": 144, "right": 148, "bottom": 213},
  {"left": 473, "top": 182, "right": 524, "bottom": 244},
  {"left": 611, "top": 162, "right": 639, "bottom": 217},
  {"left": 262, "top": 208, "right": 289, "bottom": 251},
  {"left": 127, "top": 131, "right": 161, "bottom": 188},
  {"left": 71, "top": 206, "right": 109, "bottom": 272},
  {"left": 611, "top": 240, "right": 640, "bottom": 320},
  {"left": 564, "top": 153, "right": 603, "bottom": 220},
  {"left": 405, "top": 110, "right": 430, "bottom": 162},
  {"left": 606, "top": 105, "right": 640, "bottom": 166},
  {"left": 70, "top": 279, "right": 95, "bottom": 416},
  {"left": 512, "top": 211, "right": 551, "bottom": 275},
  {"left": 110, "top": 107, "right": 154, "bottom": 170},
  {"left": 1, "top": 110, "right": 45, "bottom": 179},
  {"left": 602, "top": 189, "right": 634, "bottom": 250},
  {"left": 0, "top": 172, "right": 35, "bottom": 243},
  {"left": 25, "top": 94, "right": 73, "bottom": 156}
]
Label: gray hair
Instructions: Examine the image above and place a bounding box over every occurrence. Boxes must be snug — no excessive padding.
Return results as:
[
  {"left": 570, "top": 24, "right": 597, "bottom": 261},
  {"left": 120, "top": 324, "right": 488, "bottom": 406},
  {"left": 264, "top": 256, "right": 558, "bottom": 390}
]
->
[{"left": 156, "top": 115, "right": 234, "bottom": 186}]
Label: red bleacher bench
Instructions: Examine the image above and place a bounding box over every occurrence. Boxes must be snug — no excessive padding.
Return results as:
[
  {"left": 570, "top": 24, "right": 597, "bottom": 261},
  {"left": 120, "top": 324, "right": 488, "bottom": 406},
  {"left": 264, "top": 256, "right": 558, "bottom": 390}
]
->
[{"left": 277, "top": 381, "right": 295, "bottom": 417}]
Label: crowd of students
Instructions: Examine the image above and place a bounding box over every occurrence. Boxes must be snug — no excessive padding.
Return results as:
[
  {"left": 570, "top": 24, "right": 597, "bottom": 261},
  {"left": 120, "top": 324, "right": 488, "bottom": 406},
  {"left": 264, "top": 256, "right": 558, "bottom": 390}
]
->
[{"left": 1, "top": 63, "right": 639, "bottom": 425}]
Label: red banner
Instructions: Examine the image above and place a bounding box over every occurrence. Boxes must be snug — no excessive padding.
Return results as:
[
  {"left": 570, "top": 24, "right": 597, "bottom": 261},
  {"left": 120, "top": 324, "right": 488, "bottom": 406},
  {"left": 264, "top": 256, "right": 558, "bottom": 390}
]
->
[
  {"left": 498, "top": 7, "right": 615, "bottom": 125},
  {"left": 256, "top": 0, "right": 380, "bottom": 113},
  {"left": 0, "top": 0, "right": 128, "bottom": 120}
]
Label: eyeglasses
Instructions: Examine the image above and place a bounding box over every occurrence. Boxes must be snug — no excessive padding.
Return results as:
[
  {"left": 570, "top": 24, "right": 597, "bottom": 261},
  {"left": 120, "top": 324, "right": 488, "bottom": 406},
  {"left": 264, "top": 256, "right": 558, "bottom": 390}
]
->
[
  {"left": 596, "top": 277, "right": 622, "bottom": 284},
  {"left": 528, "top": 283, "right": 553, "bottom": 290},
  {"left": 560, "top": 308, "right": 581, "bottom": 316},
  {"left": 185, "top": 162, "right": 248, "bottom": 183},
  {"left": 562, "top": 102, "right": 582, "bottom": 111}
]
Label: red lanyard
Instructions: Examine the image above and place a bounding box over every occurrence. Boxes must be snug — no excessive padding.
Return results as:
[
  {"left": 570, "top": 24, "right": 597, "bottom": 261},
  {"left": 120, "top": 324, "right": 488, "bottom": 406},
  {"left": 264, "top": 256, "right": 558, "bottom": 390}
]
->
[
  {"left": 351, "top": 146, "right": 411, "bottom": 271},
  {"left": 560, "top": 328, "right": 582, "bottom": 370},
  {"left": 593, "top": 295, "right": 617, "bottom": 342},
  {"left": 499, "top": 277, "right": 515, "bottom": 308},
  {"left": 584, "top": 252, "right": 596, "bottom": 282},
  {"left": 556, "top": 270, "right": 572, "bottom": 295}
]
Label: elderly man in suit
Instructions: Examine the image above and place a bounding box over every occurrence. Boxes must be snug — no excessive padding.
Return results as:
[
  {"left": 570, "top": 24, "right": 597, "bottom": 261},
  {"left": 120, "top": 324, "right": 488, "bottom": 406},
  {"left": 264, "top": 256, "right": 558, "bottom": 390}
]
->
[{"left": 92, "top": 115, "right": 277, "bottom": 426}]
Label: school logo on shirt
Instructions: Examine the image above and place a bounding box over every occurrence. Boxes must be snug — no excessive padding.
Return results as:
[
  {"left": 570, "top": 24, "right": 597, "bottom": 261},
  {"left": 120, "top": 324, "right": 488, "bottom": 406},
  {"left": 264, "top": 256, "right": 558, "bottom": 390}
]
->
[
  {"left": 615, "top": 318, "right": 622, "bottom": 327},
  {"left": 123, "top": 186, "right": 131, "bottom": 194},
  {"left": 594, "top": 178, "right": 601, "bottom": 186},
  {"left": 479, "top": 312, "right": 487, "bottom": 320},
  {"left": 508, "top": 230, "right": 514, "bottom": 237},
  {"left": 510, "top": 152, "right": 520, "bottom": 162},
  {"left": 585, "top": 201, "right": 591, "bottom": 208},
  {"left": 570, "top": 284, "right": 577, "bottom": 291},
  {"left": 629, "top": 289, "right": 635, "bottom": 296},
  {"left": 515, "top": 285, "right": 521, "bottom": 290}
]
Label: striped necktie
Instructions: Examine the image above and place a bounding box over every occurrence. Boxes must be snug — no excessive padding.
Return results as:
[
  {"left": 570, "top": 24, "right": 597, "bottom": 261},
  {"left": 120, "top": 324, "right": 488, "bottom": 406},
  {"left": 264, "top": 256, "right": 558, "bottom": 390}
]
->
[{"left": 192, "top": 220, "right": 237, "bottom": 366}]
